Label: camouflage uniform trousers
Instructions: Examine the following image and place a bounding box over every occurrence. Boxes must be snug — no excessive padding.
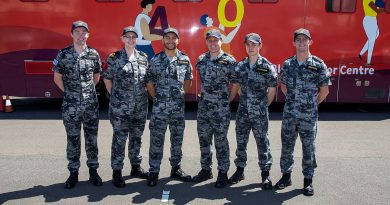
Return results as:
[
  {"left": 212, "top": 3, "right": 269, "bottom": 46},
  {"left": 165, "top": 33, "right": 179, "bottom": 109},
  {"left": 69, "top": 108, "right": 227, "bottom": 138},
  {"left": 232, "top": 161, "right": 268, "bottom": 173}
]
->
[
  {"left": 234, "top": 105, "right": 273, "bottom": 171},
  {"left": 63, "top": 102, "right": 99, "bottom": 172},
  {"left": 280, "top": 112, "right": 317, "bottom": 178},
  {"left": 148, "top": 100, "right": 185, "bottom": 173},
  {"left": 110, "top": 102, "right": 147, "bottom": 170},
  {"left": 197, "top": 99, "right": 230, "bottom": 173}
]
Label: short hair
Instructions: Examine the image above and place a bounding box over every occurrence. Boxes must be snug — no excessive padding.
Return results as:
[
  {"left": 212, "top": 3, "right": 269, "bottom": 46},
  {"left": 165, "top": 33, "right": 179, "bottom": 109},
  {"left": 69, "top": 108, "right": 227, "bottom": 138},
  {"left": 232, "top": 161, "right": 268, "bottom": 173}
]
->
[
  {"left": 200, "top": 14, "right": 209, "bottom": 26},
  {"left": 140, "top": 0, "right": 155, "bottom": 8}
]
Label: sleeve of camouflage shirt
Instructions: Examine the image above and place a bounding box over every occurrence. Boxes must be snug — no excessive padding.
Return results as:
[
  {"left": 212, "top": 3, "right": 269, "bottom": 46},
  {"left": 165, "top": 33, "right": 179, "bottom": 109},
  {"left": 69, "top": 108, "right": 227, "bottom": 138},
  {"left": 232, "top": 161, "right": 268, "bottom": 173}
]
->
[
  {"left": 146, "top": 58, "right": 157, "bottom": 84},
  {"left": 235, "top": 63, "right": 242, "bottom": 85},
  {"left": 317, "top": 61, "right": 330, "bottom": 87},
  {"left": 228, "top": 58, "right": 239, "bottom": 84},
  {"left": 103, "top": 54, "right": 116, "bottom": 80},
  {"left": 185, "top": 58, "right": 193, "bottom": 80},
  {"left": 94, "top": 52, "right": 102, "bottom": 74},
  {"left": 279, "top": 61, "right": 288, "bottom": 85},
  {"left": 267, "top": 64, "right": 278, "bottom": 87},
  {"left": 195, "top": 56, "right": 202, "bottom": 73},
  {"left": 52, "top": 51, "right": 65, "bottom": 74}
]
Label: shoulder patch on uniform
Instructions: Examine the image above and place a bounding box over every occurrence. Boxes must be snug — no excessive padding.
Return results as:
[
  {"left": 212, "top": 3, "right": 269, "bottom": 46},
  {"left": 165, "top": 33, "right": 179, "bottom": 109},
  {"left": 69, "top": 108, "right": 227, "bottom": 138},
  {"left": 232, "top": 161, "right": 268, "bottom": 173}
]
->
[
  {"left": 109, "top": 51, "right": 121, "bottom": 59},
  {"left": 306, "top": 65, "right": 319, "bottom": 71},
  {"left": 155, "top": 51, "right": 164, "bottom": 57},
  {"left": 138, "top": 51, "right": 148, "bottom": 58},
  {"left": 53, "top": 59, "right": 59, "bottom": 66},
  {"left": 288, "top": 55, "right": 295, "bottom": 60},
  {"left": 59, "top": 46, "right": 72, "bottom": 52}
]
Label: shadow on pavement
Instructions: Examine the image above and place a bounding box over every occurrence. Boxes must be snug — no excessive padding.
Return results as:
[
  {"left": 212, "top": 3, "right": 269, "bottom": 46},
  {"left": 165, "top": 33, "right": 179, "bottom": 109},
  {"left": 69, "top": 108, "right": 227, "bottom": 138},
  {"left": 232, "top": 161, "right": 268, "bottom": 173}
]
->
[{"left": 0, "top": 177, "right": 302, "bottom": 205}]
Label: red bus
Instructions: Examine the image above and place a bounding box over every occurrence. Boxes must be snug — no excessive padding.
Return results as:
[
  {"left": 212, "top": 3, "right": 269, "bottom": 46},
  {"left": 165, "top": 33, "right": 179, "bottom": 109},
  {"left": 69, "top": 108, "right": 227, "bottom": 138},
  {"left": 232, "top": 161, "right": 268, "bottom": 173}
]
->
[{"left": 1, "top": 0, "right": 389, "bottom": 103}]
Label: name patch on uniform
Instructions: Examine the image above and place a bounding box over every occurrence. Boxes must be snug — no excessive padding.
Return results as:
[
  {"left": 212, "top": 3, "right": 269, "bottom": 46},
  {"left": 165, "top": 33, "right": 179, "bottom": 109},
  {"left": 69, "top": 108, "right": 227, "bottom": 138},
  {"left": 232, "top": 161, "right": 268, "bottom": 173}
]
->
[
  {"left": 306, "top": 65, "right": 319, "bottom": 71},
  {"left": 138, "top": 60, "right": 147, "bottom": 66},
  {"left": 87, "top": 54, "right": 99, "bottom": 60},
  {"left": 256, "top": 66, "right": 268, "bottom": 73},
  {"left": 177, "top": 60, "right": 189, "bottom": 65},
  {"left": 218, "top": 60, "right": 229, "bottom": 65}
]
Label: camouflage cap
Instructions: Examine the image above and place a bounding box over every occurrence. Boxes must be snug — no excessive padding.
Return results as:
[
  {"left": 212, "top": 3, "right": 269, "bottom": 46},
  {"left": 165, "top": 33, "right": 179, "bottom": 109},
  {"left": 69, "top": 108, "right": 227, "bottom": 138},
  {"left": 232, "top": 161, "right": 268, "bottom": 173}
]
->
[
  {"left": 71, "top": 20, "right": 89, "bottom": 32},
  {"left": 294, "top": 28, "right": 311, "bottom": 40},
  {"left": 122, "top": 26, "right": 138, "bottom": 37},
  {"left": 244, "top": 33, "right": 262, "bottom": 44},
  {"left": 163, "top": 27, "right": 179, "bottom": 38},
  {"left": 206, "top": 29, "right": 222, "bottom": 39}
]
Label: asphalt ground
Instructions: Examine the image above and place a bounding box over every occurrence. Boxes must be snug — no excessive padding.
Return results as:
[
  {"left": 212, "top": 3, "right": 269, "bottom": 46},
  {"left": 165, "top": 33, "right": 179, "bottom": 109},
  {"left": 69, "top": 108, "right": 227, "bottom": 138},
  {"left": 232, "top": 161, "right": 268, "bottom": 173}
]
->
[{"left": 0, "top": 99, "right": 389, "bottom": 205}]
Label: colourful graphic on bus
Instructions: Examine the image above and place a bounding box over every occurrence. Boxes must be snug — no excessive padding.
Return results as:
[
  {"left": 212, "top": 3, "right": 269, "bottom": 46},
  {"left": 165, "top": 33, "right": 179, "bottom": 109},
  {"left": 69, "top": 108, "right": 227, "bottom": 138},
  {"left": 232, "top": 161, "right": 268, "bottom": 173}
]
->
[
  {"left": 0, "top": 0, "right": 389, "bottom": 103},
  {"left": 359, "top": 0, "right": 385, "bottom": 66}
]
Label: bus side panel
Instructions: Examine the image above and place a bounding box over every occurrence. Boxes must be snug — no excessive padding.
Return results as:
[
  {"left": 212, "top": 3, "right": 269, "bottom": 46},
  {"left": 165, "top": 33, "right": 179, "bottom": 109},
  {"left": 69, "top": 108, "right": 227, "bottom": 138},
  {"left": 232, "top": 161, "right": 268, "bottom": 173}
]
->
[{"left": 306, "top": 0, "right": 390, "bottom": 103}]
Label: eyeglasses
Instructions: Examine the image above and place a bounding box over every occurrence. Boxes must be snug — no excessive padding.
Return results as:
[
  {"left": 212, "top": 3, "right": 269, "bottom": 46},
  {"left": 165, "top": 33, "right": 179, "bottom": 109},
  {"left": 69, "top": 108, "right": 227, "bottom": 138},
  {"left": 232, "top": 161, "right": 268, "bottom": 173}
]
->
[{"left": 123, "top": 35, "right": 137, "bottom": 39}]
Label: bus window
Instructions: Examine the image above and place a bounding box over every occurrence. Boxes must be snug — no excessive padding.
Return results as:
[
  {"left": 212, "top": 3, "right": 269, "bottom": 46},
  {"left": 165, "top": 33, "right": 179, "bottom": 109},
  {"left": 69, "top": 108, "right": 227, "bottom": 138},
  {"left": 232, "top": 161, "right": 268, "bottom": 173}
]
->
[
  {"left": 248, "top": 0, "right": 278, "bottom": 3},
  {"left": 326, "top": 0, "right": 356, "bottom": 13},
  {"left": 96, "top": 0, "right": 124, "bottom": 2},
  {"left": 172, "top": 0, "right": 202, "bottom": 2},
  {"left": 20, "top": 0, "right": 49, "bottom": 2}
]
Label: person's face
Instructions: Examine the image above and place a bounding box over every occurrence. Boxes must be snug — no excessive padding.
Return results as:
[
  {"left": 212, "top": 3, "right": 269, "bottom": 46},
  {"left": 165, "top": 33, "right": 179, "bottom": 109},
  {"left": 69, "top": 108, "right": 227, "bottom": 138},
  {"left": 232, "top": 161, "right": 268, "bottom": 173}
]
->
[
  {"left": 71, "top": 27, "right": 89, "bottom": 46},
  {"left": 145, "top": 4, "right": 153, "bottom": 12},
  {"left": 293, "top": 35, "right": 312, "bottom": 53},
  {"left": 206, "top": 36, "right": 222, "bottom": 53},
  {"left": 245, "top": 41, "right": 261, "bottom": 57},
  {"left": 163, "top": 33, "right": 179, "bottom": 51},
  {"left": 121, "top": 32, "right": 137, "bottom": 48}
]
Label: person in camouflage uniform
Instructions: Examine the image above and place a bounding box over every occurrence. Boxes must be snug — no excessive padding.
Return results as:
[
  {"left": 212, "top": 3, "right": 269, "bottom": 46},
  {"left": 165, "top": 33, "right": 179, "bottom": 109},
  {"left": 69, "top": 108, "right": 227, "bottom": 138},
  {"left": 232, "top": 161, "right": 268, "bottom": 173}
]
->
[
  {"left": 228, "top": 33, "right": 276, "bottom": 190},
  {"left": 146, "top": 28, "right": 193, "bottom": 187},
  {"left": 274, "top": 28, "right": 330, "bottom": 196},
  {"left": 53, "top": 20, "right": 103, "bottom": 189},
  {"left": 103, "top": 26, "right": 149, "bottom": 188},
  {"left": 192, "top": 29, "right": 240, "bottom": 188}
]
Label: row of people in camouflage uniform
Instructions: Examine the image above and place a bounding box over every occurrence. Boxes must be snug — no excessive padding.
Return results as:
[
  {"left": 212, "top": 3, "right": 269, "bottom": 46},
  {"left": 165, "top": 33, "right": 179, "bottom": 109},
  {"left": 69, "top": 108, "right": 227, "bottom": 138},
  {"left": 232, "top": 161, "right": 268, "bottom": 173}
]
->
[{"left": 53, "top": 20, "right": 329, "bottom": 196}]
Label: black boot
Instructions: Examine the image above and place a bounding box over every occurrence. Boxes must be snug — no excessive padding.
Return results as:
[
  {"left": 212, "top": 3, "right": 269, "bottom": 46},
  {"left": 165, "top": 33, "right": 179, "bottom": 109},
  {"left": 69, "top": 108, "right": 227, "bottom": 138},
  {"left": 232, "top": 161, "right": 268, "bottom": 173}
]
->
[
  {"left": 64, "top": 171, "right": 78, "bottom": 189},
  {"left": 112, "top": 170, "right": 126, "bottom": 188},
  {"left": 192, "top": 169, "right": 213, "bottom": 182},
  {"left": 228, "top": 167, "right": 244, "bottom": 184},
  {"left": 215, "top": 171, "right": 228, "bottom": 188},
  {"left": 147, "top": 172, "right": 159, "bottom": 187},
  {"left": 89, "top": 169, "right": 103, "bottom": 186},
  {"left": 130, "top": 165, "right": 149, "bottom": 179},
  {"left": 261, "top": 171, "right": 273, "bottom": 190},
  {"left": 274, "top": 173, "right": 292, "bottom": 190},
  {"left": 170, "top": 166, "right": 192, "bottom": 182},
  {"left": 303, "top": 178, "right": 314, "bottom": 196}
]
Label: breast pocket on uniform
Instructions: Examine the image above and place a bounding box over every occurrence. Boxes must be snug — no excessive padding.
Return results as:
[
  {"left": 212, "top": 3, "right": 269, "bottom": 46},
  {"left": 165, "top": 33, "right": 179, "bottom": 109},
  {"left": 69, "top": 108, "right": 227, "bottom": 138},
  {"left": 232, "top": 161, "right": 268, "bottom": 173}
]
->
[
  {"left": 139, "top": 66, "right": 147, "bottom": 83},
  {"left": 304, "top": 66, "right": 318, "bottom": 84},
  {"left": 249, "top": 75, "right": 264, "bottom": 91},
  {"left": 176, "top": 68, "right": 186, "bottom": 83},
  {"left": 116, "top": 65, "right": 133, "bottom": 89}
]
